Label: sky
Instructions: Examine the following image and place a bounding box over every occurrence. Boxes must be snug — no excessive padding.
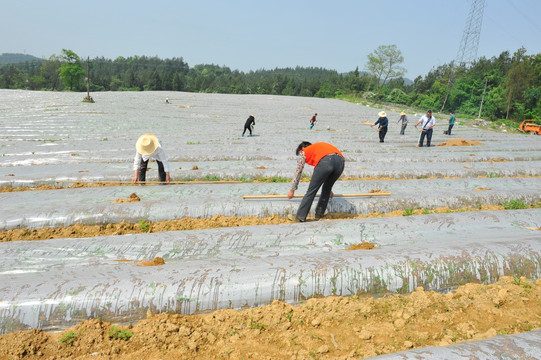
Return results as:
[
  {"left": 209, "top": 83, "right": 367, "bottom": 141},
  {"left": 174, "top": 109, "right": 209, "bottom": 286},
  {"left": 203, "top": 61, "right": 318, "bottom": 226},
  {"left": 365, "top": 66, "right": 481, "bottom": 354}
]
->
[{"left": 2, "top": 0, "right": 541, "bottom": 79}]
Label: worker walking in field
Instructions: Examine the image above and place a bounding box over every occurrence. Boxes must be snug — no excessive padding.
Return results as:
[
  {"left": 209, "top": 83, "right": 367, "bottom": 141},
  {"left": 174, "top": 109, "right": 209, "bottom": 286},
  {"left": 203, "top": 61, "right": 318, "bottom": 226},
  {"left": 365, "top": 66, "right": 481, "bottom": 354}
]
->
[
  {"left": 133, "top": 133, "right": 171, "bottom": 183},
  {"left": 309, "top": 113, "right": 317, "bottom": 129},
  {"left": 446, "top": 111, "right": 456, "bottom": 135},
  {"left": 415, "top": 110, "right": 436, "bottom": 147},
  {"left": 242, "top": 115, "right": 255, "bottom": 136},
  {"left": 397, "top": 111, "right": 408, "bottom": 135},
  {"left": 371, "top": 111, "right": 389, "bottom": 143},
  {"left": 287, "top": 141, "right": 345, "bottom": 222}
]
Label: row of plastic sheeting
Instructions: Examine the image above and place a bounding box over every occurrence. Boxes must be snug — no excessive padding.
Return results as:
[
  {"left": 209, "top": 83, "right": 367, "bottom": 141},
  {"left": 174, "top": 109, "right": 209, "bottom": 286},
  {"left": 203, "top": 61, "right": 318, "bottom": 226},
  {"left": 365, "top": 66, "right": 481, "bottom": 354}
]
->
[
  {"left": 367, "top": 328, "right": 541, "bottom": 359},
  {"left": 1, "top": 209, "right": 540, "bottom": 334},
  {"left": 2, "top": 177, "right": 540, "bottom": 230}
]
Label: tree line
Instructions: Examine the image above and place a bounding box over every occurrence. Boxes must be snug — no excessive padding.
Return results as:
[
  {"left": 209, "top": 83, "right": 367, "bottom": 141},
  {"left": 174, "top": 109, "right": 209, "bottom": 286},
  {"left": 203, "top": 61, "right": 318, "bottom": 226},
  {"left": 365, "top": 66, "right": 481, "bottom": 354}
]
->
[{"left": 0, "top": 47, "right": 539, "bottom": 123}]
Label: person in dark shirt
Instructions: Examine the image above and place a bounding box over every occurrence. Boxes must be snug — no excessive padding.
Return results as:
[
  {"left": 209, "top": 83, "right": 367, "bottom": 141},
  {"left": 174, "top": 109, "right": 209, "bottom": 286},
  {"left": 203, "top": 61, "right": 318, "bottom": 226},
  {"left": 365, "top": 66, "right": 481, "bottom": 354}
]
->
[
  {"left": 309, "top": 113, "right": 317, "bottom": 129},
  {"left": 242, "top": 115, "right": 255, "bottom": 136},
  {"left": 371, "top": 111, "right": 389, "bottom": 143}
]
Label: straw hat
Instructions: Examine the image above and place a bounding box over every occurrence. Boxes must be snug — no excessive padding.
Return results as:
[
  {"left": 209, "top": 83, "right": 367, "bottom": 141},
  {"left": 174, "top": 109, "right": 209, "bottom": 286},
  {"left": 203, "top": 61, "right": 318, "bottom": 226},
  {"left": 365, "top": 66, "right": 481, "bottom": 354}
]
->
[
  {"left": 400, "top": 111, "right": 406, "bottom": 115},
  {"left": 378, "top": 111, "right": 387, "bottom": 117},
  {"left": 136, "top": 133, "right": 159, "bottom": 155}
]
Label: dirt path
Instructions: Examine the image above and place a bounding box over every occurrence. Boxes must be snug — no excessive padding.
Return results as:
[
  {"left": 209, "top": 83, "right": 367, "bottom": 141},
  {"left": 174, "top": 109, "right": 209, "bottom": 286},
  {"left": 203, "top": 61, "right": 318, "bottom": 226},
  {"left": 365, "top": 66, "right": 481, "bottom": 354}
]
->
[{"left": 0, "top": 276, "right": 539, "bottom": 359}]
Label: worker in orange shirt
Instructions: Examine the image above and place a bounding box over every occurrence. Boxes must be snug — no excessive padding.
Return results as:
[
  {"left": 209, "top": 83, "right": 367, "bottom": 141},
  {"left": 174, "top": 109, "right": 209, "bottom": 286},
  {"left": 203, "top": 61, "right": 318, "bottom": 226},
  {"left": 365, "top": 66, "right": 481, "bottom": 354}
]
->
[{"left": 287, "top": 141, "right": 345, "bottom": 222}]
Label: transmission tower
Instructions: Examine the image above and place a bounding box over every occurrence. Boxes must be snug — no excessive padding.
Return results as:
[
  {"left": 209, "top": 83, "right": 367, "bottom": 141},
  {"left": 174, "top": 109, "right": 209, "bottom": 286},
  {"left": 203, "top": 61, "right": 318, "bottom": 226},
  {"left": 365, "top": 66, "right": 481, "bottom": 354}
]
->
[
  {"left": 440, "top": 0, "right": 486, "bottom": 111},
  {"left": 455, "top": 0, "right": 486, "bottom": 66}
]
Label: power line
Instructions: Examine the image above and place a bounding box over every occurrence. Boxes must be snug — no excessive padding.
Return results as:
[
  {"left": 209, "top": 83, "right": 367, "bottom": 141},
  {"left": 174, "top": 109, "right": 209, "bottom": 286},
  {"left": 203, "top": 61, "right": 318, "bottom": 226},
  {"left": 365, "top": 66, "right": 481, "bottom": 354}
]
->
[
  {"left": 505, "top": 0, "right": 541, "bottom": 35},
  {"left": 440, "top": 0, "right": 486, "bottom": 112}
]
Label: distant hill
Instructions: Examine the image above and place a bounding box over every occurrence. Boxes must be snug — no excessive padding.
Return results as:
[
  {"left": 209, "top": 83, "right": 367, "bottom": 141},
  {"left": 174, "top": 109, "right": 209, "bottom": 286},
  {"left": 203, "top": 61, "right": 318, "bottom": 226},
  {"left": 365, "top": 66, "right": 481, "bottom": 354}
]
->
[{"left": 0, "top": 53, "right": 43, "bottom": 64}]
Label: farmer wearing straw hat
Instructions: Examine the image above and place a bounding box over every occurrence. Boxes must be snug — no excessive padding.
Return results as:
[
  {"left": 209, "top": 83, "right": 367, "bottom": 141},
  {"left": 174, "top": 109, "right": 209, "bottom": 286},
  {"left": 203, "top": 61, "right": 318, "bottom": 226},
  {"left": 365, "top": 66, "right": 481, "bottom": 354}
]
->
[
  {"left": 397, "top": 111, "right": 408, "bottom": 135},
  {"left": 133, "top": 133, "right": 171, "bottom": 183},
  {"left": 371, "top": 111, "right": 389, "bottom": 143},
  {"left": 287, "top": 141, "right": 345, "bottom": 222}
]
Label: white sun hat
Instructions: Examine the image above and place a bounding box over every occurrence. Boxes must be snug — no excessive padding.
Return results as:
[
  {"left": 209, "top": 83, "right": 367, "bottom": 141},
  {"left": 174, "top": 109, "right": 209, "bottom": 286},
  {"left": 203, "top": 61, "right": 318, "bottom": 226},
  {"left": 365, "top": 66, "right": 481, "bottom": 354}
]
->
[{"left": 136, "top": 133, "right": 159, "bottom": 155}]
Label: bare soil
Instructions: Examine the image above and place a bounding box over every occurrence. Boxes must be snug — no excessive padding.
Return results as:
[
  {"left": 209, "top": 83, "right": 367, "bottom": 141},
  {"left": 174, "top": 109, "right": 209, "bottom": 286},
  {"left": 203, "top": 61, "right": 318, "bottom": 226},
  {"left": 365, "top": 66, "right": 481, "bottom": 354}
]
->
[
  {"left": 0, "top": 276, "right": 539, "bottom": 360},
  {"left": 111, "top": 193, "right": 141, "bottom": 203},
  {"left": 0, "top": 204, "right": 526, "bottom": 243},
  {"left": 436, "top": 138, "right": 483, "bottom": 146}
]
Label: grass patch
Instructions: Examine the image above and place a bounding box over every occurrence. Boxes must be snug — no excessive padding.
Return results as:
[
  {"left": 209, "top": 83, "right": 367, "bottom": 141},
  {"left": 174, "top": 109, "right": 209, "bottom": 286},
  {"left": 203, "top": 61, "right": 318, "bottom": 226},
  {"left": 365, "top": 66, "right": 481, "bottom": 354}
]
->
[
  {"left": 403, "top": 208, "right": 414, "bottom": 216},
  {"left": 254, "top": 175, "right": 289, "bottom": 183},
  {"left": 499, "top": 199, "right": 527, "bottom": 210}
]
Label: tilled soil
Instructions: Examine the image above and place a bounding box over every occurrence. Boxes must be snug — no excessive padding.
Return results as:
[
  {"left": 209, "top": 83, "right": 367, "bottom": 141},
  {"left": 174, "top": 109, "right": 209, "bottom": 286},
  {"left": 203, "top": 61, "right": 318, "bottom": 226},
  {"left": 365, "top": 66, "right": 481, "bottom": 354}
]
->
[
  {"left": 0, "top": 276, "right": 539, "bottom": 360},
  {"left": 0, "top": 204, "right": 526, "bottom": 242}
]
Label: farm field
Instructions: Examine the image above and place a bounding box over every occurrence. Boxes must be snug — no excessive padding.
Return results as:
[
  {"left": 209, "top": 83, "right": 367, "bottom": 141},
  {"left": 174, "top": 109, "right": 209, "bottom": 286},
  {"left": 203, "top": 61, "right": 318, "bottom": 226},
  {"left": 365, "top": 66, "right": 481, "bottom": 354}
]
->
[{"left": 0, "top": 89, "right": 540, "bottom": 359}]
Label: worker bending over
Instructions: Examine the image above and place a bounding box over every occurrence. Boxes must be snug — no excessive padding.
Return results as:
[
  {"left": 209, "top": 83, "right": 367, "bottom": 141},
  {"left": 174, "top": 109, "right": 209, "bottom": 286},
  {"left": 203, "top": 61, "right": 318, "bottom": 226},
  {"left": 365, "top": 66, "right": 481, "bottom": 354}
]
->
[
  {"left": 133, "top": 133, "right": 171, "bottom": 183},
  {"left": 288, "top": 142, "right": 345, "bottom": 222}
]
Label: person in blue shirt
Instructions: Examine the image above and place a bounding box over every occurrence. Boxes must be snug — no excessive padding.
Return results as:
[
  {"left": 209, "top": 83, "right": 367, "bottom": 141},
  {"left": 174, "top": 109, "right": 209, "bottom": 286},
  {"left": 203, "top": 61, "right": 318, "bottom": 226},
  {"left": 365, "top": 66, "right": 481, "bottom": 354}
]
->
[{"left": 371, "top": 111, "right": 389, "bottom": 143}]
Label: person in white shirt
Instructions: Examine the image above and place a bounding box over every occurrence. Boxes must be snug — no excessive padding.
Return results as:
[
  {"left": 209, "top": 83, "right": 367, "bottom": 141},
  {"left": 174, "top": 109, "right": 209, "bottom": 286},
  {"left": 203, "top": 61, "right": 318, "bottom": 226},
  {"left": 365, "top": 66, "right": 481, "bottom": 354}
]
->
[
  {"left": 133, "top": 133, "right": 171, "bottom": 183},
  {"left": 415, "top": 110, "right": 436, "bottom": 147}
]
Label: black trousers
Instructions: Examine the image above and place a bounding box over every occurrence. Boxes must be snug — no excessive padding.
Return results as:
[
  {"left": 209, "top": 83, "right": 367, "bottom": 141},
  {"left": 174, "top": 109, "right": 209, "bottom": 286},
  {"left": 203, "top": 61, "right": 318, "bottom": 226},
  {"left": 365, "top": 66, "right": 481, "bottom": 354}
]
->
[
  {"left": 138, "top": 159, "right": 166, "bottom": 182},
  {"left": 419, "top": 128, "right": 433, "bottom": 147},
  {"left": 296, "top": 154, "right": 345, "bottom": 221},
  {"left": 378, "top": 127, "right": 388, "bottom": 142},
  {"left": 242, "top": 125, "right": 252, "bottom": 135},
  {"left": 447, "top": 124, "right": 454, "bottom": 135}
]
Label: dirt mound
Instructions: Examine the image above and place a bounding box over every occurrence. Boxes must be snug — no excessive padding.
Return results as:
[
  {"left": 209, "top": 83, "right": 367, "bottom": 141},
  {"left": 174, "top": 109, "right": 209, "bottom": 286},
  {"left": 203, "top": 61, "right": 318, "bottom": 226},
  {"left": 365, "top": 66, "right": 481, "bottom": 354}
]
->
[
  {"left": 0, "top": 276, "right": 539, "bottom": 359},
  {"left": 112, "top": 193, "right": 141, "bottom": 203},
  {"left": 136, "top": 257, "right": 165, "bottom": 266},
  {"left": 345, "top": 242, "right": 375, "bottom": 250},
  {"left": 436, "top": 138, "right": 483, "bottom": 147}
]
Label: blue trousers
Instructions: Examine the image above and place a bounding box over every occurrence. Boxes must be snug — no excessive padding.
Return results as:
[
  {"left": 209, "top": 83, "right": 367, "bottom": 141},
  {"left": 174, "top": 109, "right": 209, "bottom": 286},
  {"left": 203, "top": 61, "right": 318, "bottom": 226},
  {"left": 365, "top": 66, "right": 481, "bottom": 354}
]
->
[
  {"left": 419, "top": 128, "right": 433, "bottom": 147},
  {"left": 296, "top": 154, "right": 345, "bottom": 221}
]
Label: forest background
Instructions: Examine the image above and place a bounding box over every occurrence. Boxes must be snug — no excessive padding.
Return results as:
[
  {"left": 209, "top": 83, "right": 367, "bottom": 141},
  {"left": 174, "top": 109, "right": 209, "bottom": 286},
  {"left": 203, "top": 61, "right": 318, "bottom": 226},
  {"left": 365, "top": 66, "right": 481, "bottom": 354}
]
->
[{"left": 1, "top": 45, "right": 540, "bottom": 126}]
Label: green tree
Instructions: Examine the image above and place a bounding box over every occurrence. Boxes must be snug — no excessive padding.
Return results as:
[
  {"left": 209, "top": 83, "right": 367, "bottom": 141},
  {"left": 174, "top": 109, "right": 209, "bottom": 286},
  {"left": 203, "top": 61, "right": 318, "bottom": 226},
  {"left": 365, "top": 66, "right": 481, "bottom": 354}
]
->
[
  {"left": 365, "top": 44, "right": 406, "bottom": 99},
  {"left": 505, "top": 60, "right": 530, "bottom": 119},
  {"left": 40, "top": 54, "right": 62, "bottom": 90},
  {"left": 59, "top": 49, "right": 85, "bottom": 91},
  {"left": 0, "top": 65, "right": 26, "bottom": 88}
]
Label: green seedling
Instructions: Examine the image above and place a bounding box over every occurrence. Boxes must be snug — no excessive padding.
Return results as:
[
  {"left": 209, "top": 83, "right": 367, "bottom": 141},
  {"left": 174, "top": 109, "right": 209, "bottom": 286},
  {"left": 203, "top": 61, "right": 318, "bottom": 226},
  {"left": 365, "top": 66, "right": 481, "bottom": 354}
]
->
[
  {"left": 403, "top": 208, "right": 414, "bottom": 216},
  {"left": 137, "top": 219, "right": 150, "bottom": 232},
  {"left": 60, "top": 331, "right": 78, "bottom": 344},
  {"left": 108, "top": 325, "right": 133, "bottom": 341}
]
